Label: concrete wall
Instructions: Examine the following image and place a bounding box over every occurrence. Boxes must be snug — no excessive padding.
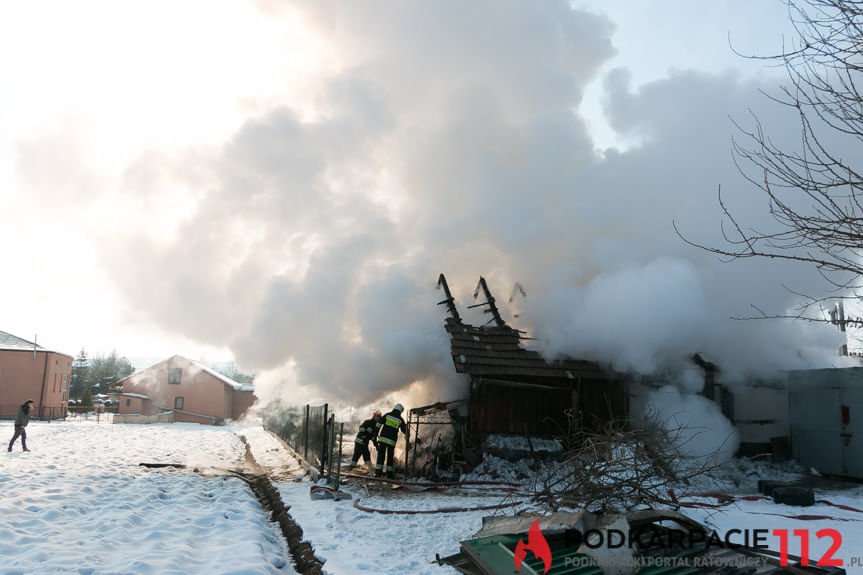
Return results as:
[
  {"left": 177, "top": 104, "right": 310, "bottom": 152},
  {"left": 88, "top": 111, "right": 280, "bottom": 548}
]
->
[
  {"left": 0, "top": 349, "right": 73, "bottom": 419},
  {"left": 114, "top": 412, "right": 174, "bottom": 424}
]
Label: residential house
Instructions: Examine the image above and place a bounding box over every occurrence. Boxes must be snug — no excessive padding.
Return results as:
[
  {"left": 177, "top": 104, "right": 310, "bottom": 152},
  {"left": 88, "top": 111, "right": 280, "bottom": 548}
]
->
[{"left": 112, "top": 355, "right": 255, "bottom": 425}]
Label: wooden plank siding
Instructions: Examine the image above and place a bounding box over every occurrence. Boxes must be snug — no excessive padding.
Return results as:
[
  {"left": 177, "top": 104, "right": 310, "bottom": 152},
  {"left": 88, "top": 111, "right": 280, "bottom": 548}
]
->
[{"left": 444, "top": 317, "right": 628, "bottom": 437}]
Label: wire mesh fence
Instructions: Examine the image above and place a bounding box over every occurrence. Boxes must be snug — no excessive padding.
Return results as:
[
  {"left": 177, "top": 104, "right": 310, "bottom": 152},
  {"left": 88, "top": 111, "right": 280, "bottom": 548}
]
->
[
  {"left": 406, "top": 400, "right": 467, "bottom": 480},
  {"left": 262, "top": 401, "right": 330, "bottom": 469},
  {"left": 323, "top": 417, "right": 348, "bottom": 485},
  {"left": 263, "top": 400, "right": 471, "bottom": 481}
]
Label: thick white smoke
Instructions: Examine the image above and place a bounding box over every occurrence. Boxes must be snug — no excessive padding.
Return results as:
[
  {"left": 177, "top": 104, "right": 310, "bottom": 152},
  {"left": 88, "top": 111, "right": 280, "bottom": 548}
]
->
[{"left": 11, "top": 1, "right": 856, "bottom": 413}]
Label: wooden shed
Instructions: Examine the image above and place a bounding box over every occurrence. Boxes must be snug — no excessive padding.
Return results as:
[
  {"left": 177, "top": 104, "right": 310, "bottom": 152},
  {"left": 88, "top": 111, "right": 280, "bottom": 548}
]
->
[{"left": 439, "top": 275, "right": 627, "bottom": 439}]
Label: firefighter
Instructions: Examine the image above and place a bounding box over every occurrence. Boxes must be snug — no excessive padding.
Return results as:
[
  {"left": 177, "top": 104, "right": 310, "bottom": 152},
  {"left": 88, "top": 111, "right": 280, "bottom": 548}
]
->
[
  {"left": 350, "top": 410, "right": 381, "bottom": 469},
  {"left": 375, "top": 403, "right": 406, "bottom": 478}
]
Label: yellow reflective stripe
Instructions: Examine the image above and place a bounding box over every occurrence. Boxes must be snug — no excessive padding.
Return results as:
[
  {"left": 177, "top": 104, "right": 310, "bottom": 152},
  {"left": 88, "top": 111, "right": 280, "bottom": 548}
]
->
[{"left": 378, "top": 437, "right": 395, "bottom": 446}]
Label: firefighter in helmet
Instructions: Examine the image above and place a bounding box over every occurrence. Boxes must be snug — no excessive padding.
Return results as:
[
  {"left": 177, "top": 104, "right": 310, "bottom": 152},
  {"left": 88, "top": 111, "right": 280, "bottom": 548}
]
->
[
  {"left": 375, "top": 403, "right": 406, "bottom": 478},
  {"left": 350, "top": 410, "right": 382, "bottom": 469}
]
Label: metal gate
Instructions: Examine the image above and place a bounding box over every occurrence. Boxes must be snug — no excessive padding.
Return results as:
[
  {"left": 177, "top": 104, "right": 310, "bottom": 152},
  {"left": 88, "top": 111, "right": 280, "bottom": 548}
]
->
[{"left": 406, "top": 400, "right": 467, "bottom": 480}]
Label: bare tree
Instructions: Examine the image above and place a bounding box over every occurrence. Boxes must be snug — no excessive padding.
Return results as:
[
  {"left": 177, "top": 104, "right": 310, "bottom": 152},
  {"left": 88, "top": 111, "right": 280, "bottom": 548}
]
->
[{"left": 677, "top": 0, "right": 863, "bottom": 330}]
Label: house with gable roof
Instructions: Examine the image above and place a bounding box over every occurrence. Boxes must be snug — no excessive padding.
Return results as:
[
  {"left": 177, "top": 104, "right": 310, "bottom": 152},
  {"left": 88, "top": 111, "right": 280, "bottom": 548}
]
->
[
  {"left": 112, "top": 355, "right": 256, "bottom": 425},
  {"left": 0, "top": 330, "right": 73, "bottom": 420}
]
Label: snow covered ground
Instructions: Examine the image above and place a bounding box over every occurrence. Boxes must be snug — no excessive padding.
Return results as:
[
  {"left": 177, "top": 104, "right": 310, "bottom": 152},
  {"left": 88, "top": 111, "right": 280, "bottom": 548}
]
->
[
  {"left": 1, "top": 418, "right": 291, "bottom": 575},
  {"left": 2, "top": 417, "right": 862, "bottom": 574},
  {"left": 239, "top": 421, "right": 503, "bottom": 575}
]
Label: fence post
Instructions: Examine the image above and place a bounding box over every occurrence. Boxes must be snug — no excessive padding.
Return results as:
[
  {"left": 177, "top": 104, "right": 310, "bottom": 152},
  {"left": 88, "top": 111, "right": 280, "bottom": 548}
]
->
[
  {"left": 319, "top": 404, "right": 329, "bottom": 476},
  {"left": 406, "top": 409, "right": 414, "bottom": 478},
  {"left": 325, "top": 417, "right": 332, "bottom": 484},
  {"left": 335, "top": 422, "right": 343, "bottom": 487},
  {"left": 303, "top": 404, "right": 310, "bottom": 462}
]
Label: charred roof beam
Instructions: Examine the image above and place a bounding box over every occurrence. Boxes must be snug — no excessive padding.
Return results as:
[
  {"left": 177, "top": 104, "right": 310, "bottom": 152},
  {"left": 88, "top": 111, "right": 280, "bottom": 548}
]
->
[
  {"left": 436, "top": 273, "right": 461, "bottom": 323},
  {"left": 468, "top": 276, "right": 506, "bottom": 327}
]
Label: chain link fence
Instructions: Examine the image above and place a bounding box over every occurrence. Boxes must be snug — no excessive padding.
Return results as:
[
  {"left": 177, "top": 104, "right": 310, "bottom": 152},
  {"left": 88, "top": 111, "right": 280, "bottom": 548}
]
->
[
  {"left": 264, "top": 400, "right": 471, "bottom": 481},
  {"left": 406, "top": 400, "right": 468, "bottom": 480},
  {"left": 262, "top": 401, "right": 330, "bottom": 470},
  {"left": 323, "top": 417, "right": 349, "bottom": 485}
]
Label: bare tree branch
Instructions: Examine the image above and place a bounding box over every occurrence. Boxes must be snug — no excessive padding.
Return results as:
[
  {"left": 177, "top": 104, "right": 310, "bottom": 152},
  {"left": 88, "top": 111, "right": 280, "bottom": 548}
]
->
[
  {"left": 678, "top": 1, "right": 863, "bottom": 333},
  {"left": 529, "top": 408, "right": 733, "bottom": 513}
]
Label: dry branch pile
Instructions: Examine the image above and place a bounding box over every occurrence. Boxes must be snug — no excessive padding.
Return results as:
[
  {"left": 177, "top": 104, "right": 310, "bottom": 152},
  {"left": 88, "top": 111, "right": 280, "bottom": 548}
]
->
[{"left": 531, "top": 408, "right": 730, "bottom": 513}]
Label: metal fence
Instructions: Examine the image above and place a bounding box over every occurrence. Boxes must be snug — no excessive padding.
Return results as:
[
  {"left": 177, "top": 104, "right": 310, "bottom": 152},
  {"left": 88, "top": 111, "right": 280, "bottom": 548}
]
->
[
  {"left": 323, "top": 417, "right": 347, "bottom": 485},
  {"left": 263, "top": 400, "right": 471, "bottom": 481},
  {"left": 263, "top": 401, "right": 330, "bottom": 471},
  {"left": 0, "top": 405, "right": 23, "bottom": 420},
  {"left": 0, "top": 404, "right": 105, "bottom": 422},
  {"left": 405, "top": 400, "right": 467, "bottom": 480}
]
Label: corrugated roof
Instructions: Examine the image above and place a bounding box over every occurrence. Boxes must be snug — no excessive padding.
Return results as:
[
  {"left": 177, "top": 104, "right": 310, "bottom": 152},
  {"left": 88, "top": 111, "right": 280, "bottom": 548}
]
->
[{"left": 444, "top": 318, "right": 611, "bottom": 380}]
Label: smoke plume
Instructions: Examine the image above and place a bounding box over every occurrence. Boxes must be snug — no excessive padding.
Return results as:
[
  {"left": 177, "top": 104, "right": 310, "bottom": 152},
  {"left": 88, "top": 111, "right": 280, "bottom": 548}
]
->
[{"left": 11, "top": 1, "right": 855, "bottom": 412}]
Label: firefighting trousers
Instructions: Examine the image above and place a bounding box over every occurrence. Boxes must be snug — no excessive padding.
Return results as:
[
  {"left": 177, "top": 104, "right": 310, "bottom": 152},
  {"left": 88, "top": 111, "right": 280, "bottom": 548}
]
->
[
  {"left": 352, "top": 442, "right": 372, "bottom": 464},
  {"left": 375, "top": 443, "right": 395, "bottom": 477}
]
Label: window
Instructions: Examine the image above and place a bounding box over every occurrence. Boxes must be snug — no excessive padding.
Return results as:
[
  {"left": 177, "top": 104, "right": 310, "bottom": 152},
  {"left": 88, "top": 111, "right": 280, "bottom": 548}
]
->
[
  {"left": 126, "top": 399, "right": 131, "bottom": 407},
  {"left": 174, "top": 397, "right": 184, "bottom": 410},
  {"left": 169, "top": 368, "right": 182, "bottom": 385}
]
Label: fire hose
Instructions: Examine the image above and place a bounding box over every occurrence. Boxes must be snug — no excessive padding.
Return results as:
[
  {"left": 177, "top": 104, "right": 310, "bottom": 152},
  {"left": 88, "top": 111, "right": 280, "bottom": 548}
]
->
[{"left": 669, "top": 490, "right": 863, "bottom": 522}]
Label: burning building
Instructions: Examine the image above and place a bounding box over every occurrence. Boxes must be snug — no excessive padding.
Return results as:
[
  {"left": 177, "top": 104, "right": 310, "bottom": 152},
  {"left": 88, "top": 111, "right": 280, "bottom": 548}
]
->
[{"left": 437, "top": 275, "right": 628, "bottom": 440}]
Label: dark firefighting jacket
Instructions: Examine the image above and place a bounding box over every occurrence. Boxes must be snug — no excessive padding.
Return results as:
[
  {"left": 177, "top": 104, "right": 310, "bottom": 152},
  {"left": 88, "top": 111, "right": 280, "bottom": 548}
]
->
[
  {"left": 377, "top": 409, "right": 406, "bottom": 447},
  {"left": 355, "top": 417, "right": 379, "bottom": 445}
]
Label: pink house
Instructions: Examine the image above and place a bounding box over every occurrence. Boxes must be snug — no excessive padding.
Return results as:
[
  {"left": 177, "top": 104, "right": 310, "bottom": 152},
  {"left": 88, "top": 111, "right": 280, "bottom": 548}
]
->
[
  {"left": 0, "top": 330, "right": 73, "bottom": 420},
  {"left": 113, "top": 355, "right": 256, "bottom": 425}
]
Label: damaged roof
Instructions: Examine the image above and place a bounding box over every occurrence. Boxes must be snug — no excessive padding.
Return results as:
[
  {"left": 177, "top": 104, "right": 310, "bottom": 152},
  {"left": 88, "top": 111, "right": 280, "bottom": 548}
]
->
[{"left": 444, "top": 317, "right": 611, "bottom": 381}]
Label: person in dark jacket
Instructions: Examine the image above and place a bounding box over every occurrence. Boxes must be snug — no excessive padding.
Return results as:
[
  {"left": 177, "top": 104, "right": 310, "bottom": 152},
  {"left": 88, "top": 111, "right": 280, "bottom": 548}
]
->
[
  {"left": 375, "top": 403, "right": 406, "bottom": 478},
  {"left": 350, "top": 410, "right": 381, "bottom": 468},
  {"left": 8, "top": 399, "right": 34, "bottom": 452}
]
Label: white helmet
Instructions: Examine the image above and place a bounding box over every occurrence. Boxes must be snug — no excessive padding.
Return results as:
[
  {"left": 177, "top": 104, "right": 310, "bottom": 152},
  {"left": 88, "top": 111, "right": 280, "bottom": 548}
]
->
[{"left": 394, "top": 403, "right": 404, "bottom": 413}]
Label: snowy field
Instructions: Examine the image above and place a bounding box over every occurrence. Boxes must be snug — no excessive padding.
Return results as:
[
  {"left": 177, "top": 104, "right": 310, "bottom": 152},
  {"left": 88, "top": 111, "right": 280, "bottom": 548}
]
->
[
  {"left": 1, "top": 419, "right": 291, "bottom": 575},
  {"left": 2, "top": 418, "right": 862, "bottom": 574}
]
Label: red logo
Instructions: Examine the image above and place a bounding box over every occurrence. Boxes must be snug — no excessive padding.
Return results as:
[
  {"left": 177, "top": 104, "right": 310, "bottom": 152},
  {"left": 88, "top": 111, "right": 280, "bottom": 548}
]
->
[{"left": 514, "top": 519, "right": 552, "bottom": 574}]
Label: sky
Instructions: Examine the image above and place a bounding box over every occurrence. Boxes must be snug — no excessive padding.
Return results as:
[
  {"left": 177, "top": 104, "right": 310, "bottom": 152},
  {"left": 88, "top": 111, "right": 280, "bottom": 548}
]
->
[
  {"left": 2, "top": 1, "right": 857, "bottom": 409},
  {"left": 4, "top": 417, "right": 862, "bottom": 574}
]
